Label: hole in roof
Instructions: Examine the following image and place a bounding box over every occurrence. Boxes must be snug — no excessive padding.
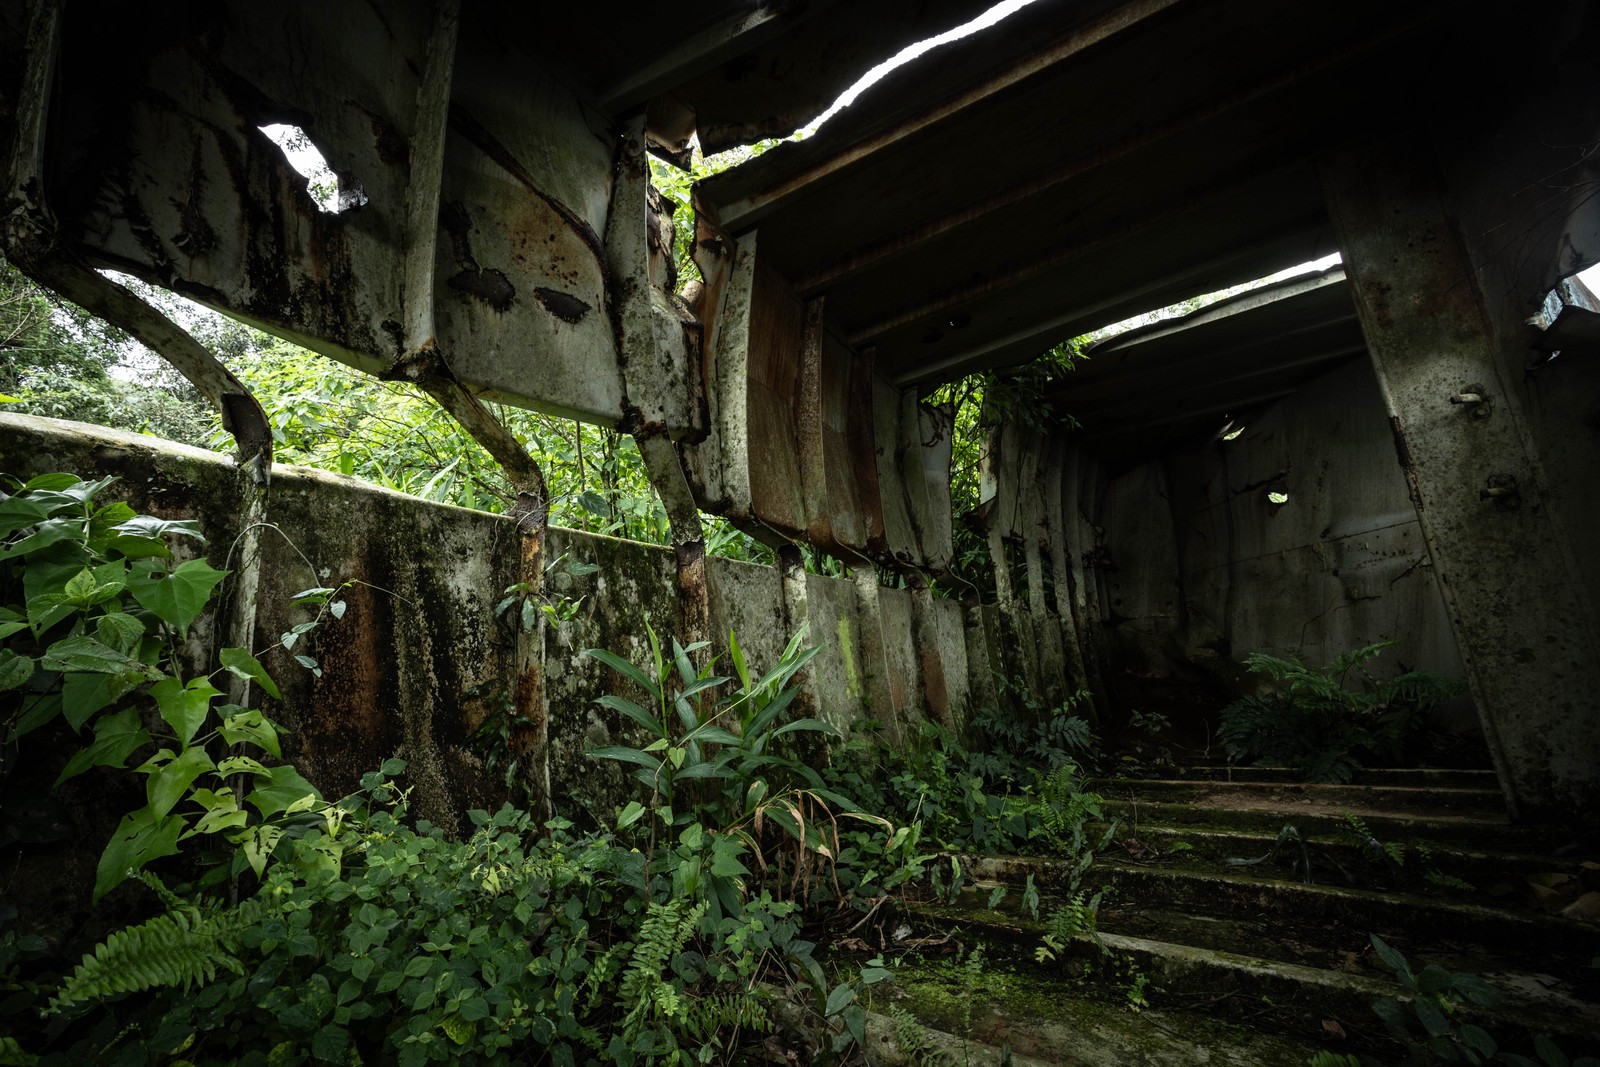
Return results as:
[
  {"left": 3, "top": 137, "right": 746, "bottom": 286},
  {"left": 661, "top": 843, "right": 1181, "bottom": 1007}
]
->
[
  {"left": 1525, "top": 261, "right": 1600, "bottom": 363},
  {"left": 259, "top": 124, "right": 361, "bottom": 214},
  {"left": 698, "top": 0, "right": 1045, "bottom": 170},
  {"left": 1266, "top": 489, "right": 1290, "bottom": 505},
  {"left": 1219, "top": 424, "right": 1246, "bottom": 442},
  {"left": 801, "top": 0, "right": 1046, "bottom": 135},
  {"left": 1087, "top": 252, "right": 1344, "bottom": 346}
]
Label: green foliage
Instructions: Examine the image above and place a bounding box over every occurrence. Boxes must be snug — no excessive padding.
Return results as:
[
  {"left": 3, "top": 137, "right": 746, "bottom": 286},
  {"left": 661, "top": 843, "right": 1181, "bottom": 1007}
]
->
[
  {"left": 0, "top": 472, "right": 330, "bottom": 900},
  {"left": 1218, "top": 643, "right": 1466, "bottom": 783},
  {"left": 966, "top": 684, "right": 1097, "bottom": 781},
  {"left": 832, "top": 708, "right": 1111, "bottom": 862},
  {"left": 1349, "top": 935, "right": 1599, "bottom": 1067},
  {"left": 1, "top": 258, "right": 211, "bottom": 445},
  {"left": 47, "top": 890, "right": 264, "bottom": 1011},
  {"left": 21, "top": 750, "right": 882, "bottom": 1065},
  {"left": 585, "top": 621, "right": 896, "bottom": 922},
  {"left": 1034, "top": 889, "right": 1102, "bottom": 965},
  {"left": 923, "top": 339, "right": 1085, "bottom": 593}
]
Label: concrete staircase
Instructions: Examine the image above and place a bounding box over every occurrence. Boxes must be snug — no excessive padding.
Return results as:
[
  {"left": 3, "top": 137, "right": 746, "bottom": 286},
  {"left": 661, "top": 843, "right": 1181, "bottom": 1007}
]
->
[{"left": 859, "top": 768, "right": 1600, "bottom": 1066}]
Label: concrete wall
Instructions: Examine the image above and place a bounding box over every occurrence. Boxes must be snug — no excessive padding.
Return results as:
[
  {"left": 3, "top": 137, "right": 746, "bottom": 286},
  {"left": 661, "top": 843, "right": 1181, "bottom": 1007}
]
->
[
  {"left": 0, "top": 413, "right": 972, "bottom": 843},
  {"left": 1094, "top": 358, "right": 1475, "bottom": 737}
]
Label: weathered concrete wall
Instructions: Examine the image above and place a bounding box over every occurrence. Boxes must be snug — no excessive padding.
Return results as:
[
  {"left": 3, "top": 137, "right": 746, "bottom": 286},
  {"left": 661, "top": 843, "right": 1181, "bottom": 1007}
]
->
[
  {"left": 0, "top": 413, "right": 972, "bottom": 837},
  {"left": 1094, "top": 358, "right": 1474, "bottom": 736}
]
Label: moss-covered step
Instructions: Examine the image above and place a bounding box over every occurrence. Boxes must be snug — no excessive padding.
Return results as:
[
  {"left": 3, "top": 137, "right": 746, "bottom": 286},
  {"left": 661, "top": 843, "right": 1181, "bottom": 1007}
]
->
[
  {"left": 903, "top": 893, "right": 1600, "bottom": 1057},
  {"left": 1099, "top": 778, "right": 1506, "bottom": 816},
  {"left": 1004, "top": 857, "right": 1600, "bottom": 963},
  {"left": 1100, "top": 798, "right": 1548, "bottom": 851},
  {"left": 1105, "top": 823, "right": 1574, "bottom": 894},
  {"left": 859, "top": 951, "right": 1332, "bottom": 1066},
  {"left": 1141, "top": 766, "right": 1499, "bottom": 790}
]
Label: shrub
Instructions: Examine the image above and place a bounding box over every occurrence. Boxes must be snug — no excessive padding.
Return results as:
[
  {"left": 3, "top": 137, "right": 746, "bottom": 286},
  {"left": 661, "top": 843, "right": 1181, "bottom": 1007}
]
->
[{"left": 1218, "top": 643, "right": 1466, "bottom": 783}]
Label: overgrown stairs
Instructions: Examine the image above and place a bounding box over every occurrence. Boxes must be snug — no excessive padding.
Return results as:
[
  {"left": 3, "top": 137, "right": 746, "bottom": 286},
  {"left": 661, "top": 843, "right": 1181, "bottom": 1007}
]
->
[{"left": 861, "top": 767, "right": 1600, "bottom": 1065}]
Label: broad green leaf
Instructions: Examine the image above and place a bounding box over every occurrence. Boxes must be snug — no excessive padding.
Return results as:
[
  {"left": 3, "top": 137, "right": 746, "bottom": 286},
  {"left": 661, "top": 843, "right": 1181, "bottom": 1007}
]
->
[
  {"left": 94, "top": 806, "right": 185, "bottom": 901},
  {"left": 111, "top": 515, "right": 206, "bottom": 544},
  {"left": 616, "top": 800, "right": 647, "bottom": 830},
  {"left": 745, "top": 779, "right": 769, "bottom": 814},
  {"left": 24, "top": 592, "right": 75, "bottom": 636},
  {"left": 824, "top": 983, "right": 856, "bottom": 1017},
  {"left": 220, "top": 708, "right": 282, "bottom": 758},
  {"left": 247, "top": 764, "right": 323, "bottom": 818},
  {"left": 63, "top": 567, "right": 97, "bottom": 602},
  {"left": 95, "top": 611, "right": 145, "bottom": 653},
  {"left": 23, "top": 541, "right": 93, "bottom": 606},
  {"left": 684, "top": 725, "right": 744, "bottom": 747},
  {"left": 708, "top": 834, "right": 749, "bottom": 878},
  {"left": 581, "top": 648, "right": 660, "bottom": 703},
  {"left": 55, "top": 475, "right": 117, "bottom": 506},
  {"left": 0, "top": 494, "right": 52, "bottom": 538},
  {"left": 587, "top": 745, "right": 663, "bottom": 771},
  {"left": 328, "top": 600, "right": 347, "bottom": 620},
  {"left": 141, "top": 745, "right": 216, "bottom": 819},
  {"left": 1415, "top": 963, "right": 1455, "bottom": 995},
  {"left": 233, "top": 823, "right": 285, "bottom": 878},
  {"left": 102, "top": 533, "right": 171, "bottom": 560},
  {"left": 1368, "top": 935, "right": 1413, "bottom": 981},
  {"left": 61, "top": 670, "right": 140, "bottom": 731},
  {"left": 56, "top": 706, "right": 152, "bottom": 784},
  {"left": 41, "top": 634, "right": 154, "bottom": 676},
  {"left": 151, "top": 676, "right": 221, "bottom": 747},
  {"left": 594, "top": 694, "right": 665, "bottom": 738},
  {"left": 11, "top": 692, "right": 61, "bottom": 738},
  {"left": 0, "top": 650, "right": 34, "bottom": 691},
  {"left": 86, "top": 499, "right": 138, "bottom": 546},
  {"left": 127, "top": 558, "right": 228, "bottom": 635},
  {"left": 772, "top": 717, "right": 842, "bottom": 740},
  {"left": 21, "top": 473, "right": 82, "bottom": 492},
  {"left": 674, "top": 762, "right": 733, "bottom": 781},
  {"left": 216, "top": 755, "right": 271, "bottom": 778},
  {"left": 1458, "top": 1025, "right": 1496, "bottom": 1058},
  {"left": 185, "top": 788, "right": 249, "bottom": 837},
  {"left": 0, "top": 517, "right": 82, "bottom": 560},
  {"left": 1535, "top": 1035, "right": 1571, "bottom": 1067},
  {"left": 218, "top": 646, "right": 282, "bottom": 700},
  {"left": 1413, "top": 995, "right": 1450, "bottom": 1038}
]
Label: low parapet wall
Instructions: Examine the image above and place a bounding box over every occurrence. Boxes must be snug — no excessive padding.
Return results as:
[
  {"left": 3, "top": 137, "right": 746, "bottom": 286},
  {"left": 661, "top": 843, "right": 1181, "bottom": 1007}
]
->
[{"left": 0, "top": 413, "right": 973, "bottom": 847}]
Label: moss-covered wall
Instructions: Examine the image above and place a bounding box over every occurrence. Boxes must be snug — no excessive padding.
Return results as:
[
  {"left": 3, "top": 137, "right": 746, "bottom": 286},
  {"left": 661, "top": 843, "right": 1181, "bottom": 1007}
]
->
[{"left": 0, "top": 414, "right": 971, "bottom": 850}]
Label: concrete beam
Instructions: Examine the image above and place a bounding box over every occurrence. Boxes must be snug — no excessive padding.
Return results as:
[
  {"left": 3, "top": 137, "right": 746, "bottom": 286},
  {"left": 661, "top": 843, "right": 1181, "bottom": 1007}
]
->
[{"left": 1324, "top": 137, "right": 1600, "bottom": 823}]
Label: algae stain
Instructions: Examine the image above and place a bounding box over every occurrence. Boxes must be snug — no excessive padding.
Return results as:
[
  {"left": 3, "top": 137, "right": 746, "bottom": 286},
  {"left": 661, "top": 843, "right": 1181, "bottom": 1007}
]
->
[{"left": 837, "top": 616, "right": 861, "bottom": 700}]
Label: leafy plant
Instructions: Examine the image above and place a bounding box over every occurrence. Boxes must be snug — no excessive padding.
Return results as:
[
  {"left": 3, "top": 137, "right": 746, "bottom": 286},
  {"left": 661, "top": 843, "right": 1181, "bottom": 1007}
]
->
[
  {"left": 1349, "top": 934, "right": 1598, "bottom": 1067},
  {"left": 585, "top": 622, "right": 888, "bottom": 918},
  {"left": 1218, "top": 643, "right": 1466, "bottom": 783},
  {"left": 1035, "top": 889, "right": 1103, "bottom": 965},
  {"left": 0, "top": 472, "right": 326, "bottom": 899},
  {"left": 966, "top": 683, "right": 1097, "bottom": 781}
]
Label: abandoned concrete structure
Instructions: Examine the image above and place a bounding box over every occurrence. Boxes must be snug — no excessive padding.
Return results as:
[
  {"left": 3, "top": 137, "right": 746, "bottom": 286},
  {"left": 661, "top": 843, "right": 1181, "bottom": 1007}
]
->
[{"left": 2, "top": 0, "right": 1598, "bottom": 838}]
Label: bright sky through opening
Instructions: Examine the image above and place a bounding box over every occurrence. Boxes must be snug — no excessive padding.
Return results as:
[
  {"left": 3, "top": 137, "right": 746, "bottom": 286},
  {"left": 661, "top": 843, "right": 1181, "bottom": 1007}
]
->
[{"left": 803, "top": 0, "right": 1045, "bottom": 134}]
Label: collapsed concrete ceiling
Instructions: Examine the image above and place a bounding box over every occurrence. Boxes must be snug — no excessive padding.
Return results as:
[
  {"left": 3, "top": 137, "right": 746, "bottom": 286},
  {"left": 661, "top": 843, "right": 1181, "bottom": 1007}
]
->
[{"left": 688, "top": 0, "right": 1568, "bottom": 449}]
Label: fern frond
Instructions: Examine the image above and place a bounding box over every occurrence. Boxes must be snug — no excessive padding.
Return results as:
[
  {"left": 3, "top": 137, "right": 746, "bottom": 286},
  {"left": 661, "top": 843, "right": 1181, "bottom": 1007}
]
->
[
  {"left": 48, "top": 895, "right": 269, "bottom": 1014},
  {"left": 684, "top": 989, "right": 770, "bottom": 1041},
  {"left": 618, "top": 899, "right": 705, "bottom": 1044}
]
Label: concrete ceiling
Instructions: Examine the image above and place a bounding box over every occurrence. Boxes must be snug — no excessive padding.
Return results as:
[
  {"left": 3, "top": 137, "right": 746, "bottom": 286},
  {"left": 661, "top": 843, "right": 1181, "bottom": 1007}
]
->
[{"left": 689, "top": 0, "right": 1505, "bottom": 444}]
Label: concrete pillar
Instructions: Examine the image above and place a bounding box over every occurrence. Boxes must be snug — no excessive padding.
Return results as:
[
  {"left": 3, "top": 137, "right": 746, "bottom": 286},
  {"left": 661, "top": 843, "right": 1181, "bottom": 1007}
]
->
[{"left": 1323, "top": 137, "right": 1600, "bottom": 822}]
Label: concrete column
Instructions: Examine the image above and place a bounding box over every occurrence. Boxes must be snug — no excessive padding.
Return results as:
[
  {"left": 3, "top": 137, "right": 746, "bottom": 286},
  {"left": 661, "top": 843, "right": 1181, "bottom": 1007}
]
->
[
  {"left": 1044, "top": 437, "right": 1094, "bottom": 700},
  {"left": 1323, "top": 138, "right": 1600, "bottom": 822}
]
